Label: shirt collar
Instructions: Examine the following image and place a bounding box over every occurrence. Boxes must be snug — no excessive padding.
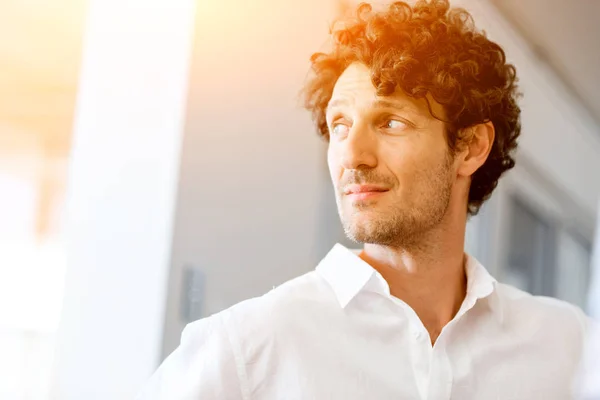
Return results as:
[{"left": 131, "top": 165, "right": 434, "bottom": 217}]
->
[
  {"left": 316, "top": 243, "right": 503, "bottom": 323},
  {"left": 463, "top": 252, "right": 504, "bottom": 324},
  {"left": 316, "top": 244, "right": 383, "bottom": 308}
]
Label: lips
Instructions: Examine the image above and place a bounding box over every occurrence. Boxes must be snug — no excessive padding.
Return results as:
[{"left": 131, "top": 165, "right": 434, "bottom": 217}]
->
[{"left": 344, "top": 184, "right": 389, "bottom": 195}]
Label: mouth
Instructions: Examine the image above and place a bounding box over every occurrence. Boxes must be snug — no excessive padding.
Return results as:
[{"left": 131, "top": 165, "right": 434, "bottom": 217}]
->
[
  {"left": 346, "top": 190, "right": 388, "bottom": 201},
  {"left": 344, "top": 185, "right": 390, "bottom": 201}
]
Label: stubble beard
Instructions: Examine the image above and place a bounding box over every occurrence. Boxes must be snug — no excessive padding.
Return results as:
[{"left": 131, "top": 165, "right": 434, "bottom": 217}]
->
[{"left": 336, "top": 156, "right": 454, "bottom": 249}]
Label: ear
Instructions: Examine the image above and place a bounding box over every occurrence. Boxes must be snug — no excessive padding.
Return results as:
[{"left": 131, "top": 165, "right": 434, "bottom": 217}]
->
[{"left": 456, "top": 121, "right": 495, "bottom": 178}]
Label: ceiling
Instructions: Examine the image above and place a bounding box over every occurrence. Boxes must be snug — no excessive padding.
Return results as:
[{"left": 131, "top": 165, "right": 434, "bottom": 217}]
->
[{"left": 490, "top": 0, "right": 600, "bottom": 128}]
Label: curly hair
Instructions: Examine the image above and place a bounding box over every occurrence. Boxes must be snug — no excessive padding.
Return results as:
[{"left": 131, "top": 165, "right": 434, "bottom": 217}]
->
[{"left": 302, "top": 0, "right": 521, "bottom": 215}]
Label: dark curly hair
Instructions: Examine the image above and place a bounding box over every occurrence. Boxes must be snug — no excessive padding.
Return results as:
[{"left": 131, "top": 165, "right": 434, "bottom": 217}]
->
[{"left": 302, "top": 0, "right": 521, "bottom": 215}]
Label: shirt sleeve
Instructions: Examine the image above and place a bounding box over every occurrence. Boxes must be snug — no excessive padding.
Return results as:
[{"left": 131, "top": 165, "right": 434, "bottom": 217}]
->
[
  {"left": 572, "top": 312, "right": 600, "bottom": 399},
  {"left": 135, "top": 313, "right": 246, "bottom": 400}
]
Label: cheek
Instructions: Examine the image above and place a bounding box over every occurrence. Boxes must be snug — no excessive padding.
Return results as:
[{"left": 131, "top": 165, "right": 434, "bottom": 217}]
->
[
  {"left": 327, "top": 149, "right": 340, "bottom": 189},
  {"left": 382, "top": 140, "right": 444, "bottom": 187},
  {"left": 381, "top": 143, "right": 421, "bottom": 178}
]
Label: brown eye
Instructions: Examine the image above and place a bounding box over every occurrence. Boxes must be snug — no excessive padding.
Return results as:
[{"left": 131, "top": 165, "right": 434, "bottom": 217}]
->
[{"left": 384, "top": 119, "right": 407, "bottom": 129}]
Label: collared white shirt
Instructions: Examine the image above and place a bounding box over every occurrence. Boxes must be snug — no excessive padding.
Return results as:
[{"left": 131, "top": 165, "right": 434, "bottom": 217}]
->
[{"left": 137, "top": 243, "right": 591, "bottom": 400}]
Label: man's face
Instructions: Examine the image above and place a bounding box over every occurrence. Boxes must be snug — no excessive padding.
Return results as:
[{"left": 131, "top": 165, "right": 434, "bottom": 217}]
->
[{"left": 326, "top": 62, "right": 456, "bottom": 247}]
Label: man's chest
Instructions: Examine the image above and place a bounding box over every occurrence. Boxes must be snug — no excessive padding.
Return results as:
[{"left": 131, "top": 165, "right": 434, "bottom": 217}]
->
[{"left": 240, "top": 331, "right": 578, "bottom": 400}]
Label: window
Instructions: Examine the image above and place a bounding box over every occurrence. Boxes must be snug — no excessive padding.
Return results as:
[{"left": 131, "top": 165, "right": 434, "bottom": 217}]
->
[{"left": 504, "top": 195, "right": 592, "bottom": 309}]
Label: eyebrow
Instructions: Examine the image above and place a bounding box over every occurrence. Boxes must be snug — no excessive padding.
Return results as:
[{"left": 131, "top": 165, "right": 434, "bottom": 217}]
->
[
  {"left": 326, "top": 98, "right": 351, "bottom": 114},
  {"left": 326, "top": 98, "right": 411, "bottom": 114},
  {"left": 372, "top": 99, "right": 410, "bottom": 110}
]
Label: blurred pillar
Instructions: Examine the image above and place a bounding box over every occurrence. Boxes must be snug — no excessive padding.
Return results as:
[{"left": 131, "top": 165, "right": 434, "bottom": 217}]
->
[
  {"left": 51, "top": 1, "right": 195, "bottom": 399},
  {"left": 576, "top": 200, "right": 600, "bottom": 399},
  {"left": 589, "top": 200, "right": 600, "bottom": 319}
]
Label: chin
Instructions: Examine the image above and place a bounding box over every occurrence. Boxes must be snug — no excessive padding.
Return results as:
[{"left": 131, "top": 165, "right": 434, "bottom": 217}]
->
[
  {"left": 343, "top": 219, "right": 378, "bottom": 240},
  {"left": 342, "top": 200, "right": 381, "bottom": 214}
]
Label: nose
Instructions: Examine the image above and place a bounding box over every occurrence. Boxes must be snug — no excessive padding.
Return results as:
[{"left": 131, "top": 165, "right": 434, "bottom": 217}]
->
[{"left": 339, "top": 123, "right": 377, "bottom": 170}]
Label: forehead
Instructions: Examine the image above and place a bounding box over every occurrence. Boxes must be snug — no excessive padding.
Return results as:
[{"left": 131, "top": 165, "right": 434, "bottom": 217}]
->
[
  {"left": 328, "top": 62, "right": 444, "bottom": 118},
  {"left": 331, "top": 62, "right": 377, "bottom": 99}
]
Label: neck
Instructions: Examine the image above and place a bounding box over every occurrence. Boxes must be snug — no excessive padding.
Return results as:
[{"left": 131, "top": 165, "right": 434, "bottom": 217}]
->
[{"left": 358, "top": 207, "right": 468, "bottom": 345}]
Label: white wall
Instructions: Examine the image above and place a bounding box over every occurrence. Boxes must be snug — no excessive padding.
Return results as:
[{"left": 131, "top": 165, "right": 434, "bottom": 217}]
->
[
  {"left": 489, "top": 0, "right": 600, "bottom": 124},
  {"left": 160, "top": 0, "right": 338, "bottom": 358},
  {"left": 51, "top": 1, "right": 195, "bottom": 399}
]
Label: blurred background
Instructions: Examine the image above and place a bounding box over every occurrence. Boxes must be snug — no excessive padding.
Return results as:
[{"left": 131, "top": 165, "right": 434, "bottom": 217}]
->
[{"left": 0, "top": 0, "right": 598, "bottom": 399}]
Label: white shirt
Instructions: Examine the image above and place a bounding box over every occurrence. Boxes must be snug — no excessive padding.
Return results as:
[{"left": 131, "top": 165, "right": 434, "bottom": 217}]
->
[{"left": 137, "top": 243, "right": 591, "bottom": 400}]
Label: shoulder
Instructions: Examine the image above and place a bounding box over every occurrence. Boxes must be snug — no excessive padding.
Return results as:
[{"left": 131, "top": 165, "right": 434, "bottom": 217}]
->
[
  {"left": 137, "top": 309, "right": 241, "bottom": 399},
  {"left": 496, "top": 283, "right": 587, "bottom": 319},
  {"left": 186, "top": 269, "right": 334, "bottom": 343},
  {"left": 138, "top": 271, "right": 330, "bottom": 399},
  {"left": 173, "top": 270, "right": 336, "bottom": 390},
  {"left": 495, "top": 282, "right": 589, "bottom": 342},
  {"left": 218, "top": 270, "right": 336, "bottom": 336}
]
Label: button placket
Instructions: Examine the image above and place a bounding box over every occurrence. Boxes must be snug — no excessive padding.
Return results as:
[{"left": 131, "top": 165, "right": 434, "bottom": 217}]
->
[
  {"left": 426, "top": 344, "right": 453, "bottom": 400},
  {"left": 409, "top": 325, "right": 433, "bottom": 400},
  {"left": 390, "top": 295, "right": 435, "bottom": 399}
]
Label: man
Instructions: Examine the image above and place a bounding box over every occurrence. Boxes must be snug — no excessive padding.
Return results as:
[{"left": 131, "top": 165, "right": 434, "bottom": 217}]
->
[{"left": 137, "top": 1, "right": 590, "bottom": 399}]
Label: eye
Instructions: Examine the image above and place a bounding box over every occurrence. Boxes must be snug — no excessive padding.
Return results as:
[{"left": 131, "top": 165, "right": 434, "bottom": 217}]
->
[
  {"left": 331, "top": 122, "right": 350, "bottom": 137},
  {"left": 384, "top": 119, "right": 407, "bottom": 130}
]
